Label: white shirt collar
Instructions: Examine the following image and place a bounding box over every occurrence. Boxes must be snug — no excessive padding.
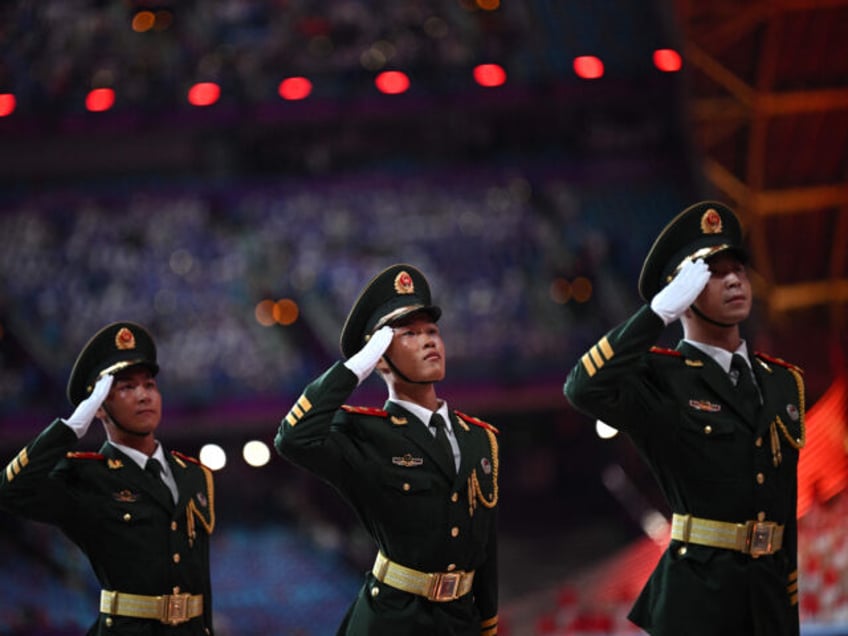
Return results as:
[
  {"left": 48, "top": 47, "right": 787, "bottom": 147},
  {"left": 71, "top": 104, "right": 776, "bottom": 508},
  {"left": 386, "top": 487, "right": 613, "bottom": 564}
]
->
[
  {"left": 390, "top": 398, "right": 452, "bottom": 432},
  {"left": 683, "top": 338, "right": 750, "bottom": 374},
  {"left": 108, "top": 439, "right": 169, "bottom": 473}
]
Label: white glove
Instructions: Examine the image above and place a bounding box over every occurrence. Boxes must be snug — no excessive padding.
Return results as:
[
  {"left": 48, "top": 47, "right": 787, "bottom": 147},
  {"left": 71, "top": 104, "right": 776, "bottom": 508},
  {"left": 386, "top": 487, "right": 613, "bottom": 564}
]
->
[
  {"left": 344, "top": 325, "right": 394, "bottom": 384},
  {"left": 62, "top": 373, "right": 114, "bottom": 439},
  {"left": 650, "top": 258, "right": 711, "bottom": 325}
]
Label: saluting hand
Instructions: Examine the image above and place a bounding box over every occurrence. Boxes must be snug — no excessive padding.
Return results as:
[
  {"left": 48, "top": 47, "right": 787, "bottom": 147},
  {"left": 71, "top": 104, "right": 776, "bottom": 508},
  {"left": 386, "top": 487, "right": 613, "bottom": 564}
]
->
[
  {"left": 344, "top": 325, "right": 394, "bottom": 384},
  {"left": 650, "top": 258, "right": 711, "bottom": 325},
  {"left": 63, "top": 373, "right": 114, "bottom": 438}
]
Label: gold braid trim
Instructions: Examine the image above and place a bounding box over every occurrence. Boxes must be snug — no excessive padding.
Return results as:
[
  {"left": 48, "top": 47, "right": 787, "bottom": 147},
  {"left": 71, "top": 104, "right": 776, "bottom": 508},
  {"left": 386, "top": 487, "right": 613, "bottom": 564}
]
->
[
  {"left": 469, "top": 428, "right": 499, "bottom": 512},
  {"left": 775, "top": 365, "right": 806, "bottom": 450},
  {"left": 186, "top": 464, "right": 216, "bottom": 539}
]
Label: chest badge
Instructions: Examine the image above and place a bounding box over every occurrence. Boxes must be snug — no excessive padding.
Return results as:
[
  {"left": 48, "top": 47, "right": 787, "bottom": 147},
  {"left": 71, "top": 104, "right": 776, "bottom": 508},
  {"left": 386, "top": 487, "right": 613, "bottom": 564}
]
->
[
  {"left": 392, "top": 454, "right": 423, "bottom": 468},
  {"left": 113, "top": 489, "right": 139, "bottom": 503},
  {"left": 786, "top": 404, "right": 800, "bottom": 421},
  {"left": 689, "top": 399, "right": 721, "bottom": 413},
  {"left": 481, "top": 457, "right": 492, "bottom": 475}
]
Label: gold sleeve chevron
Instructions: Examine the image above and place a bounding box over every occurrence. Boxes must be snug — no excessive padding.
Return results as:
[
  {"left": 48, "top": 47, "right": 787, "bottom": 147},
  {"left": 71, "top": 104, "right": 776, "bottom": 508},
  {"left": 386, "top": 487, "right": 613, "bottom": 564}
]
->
[
  {"left": 787, "top": 569, "right": 799, "bottom": 606},
  {"left": 580, "top": 337, "right": 614, "bottom": 377},
  {"left": 4, "top": 447, "right": 29, "bottom": 482},
  {"left": 284, "top": 393, "right": 313, "bottom": 427},
  {"left": 481, "top": 615, "right": 498, "bottom": 635}
]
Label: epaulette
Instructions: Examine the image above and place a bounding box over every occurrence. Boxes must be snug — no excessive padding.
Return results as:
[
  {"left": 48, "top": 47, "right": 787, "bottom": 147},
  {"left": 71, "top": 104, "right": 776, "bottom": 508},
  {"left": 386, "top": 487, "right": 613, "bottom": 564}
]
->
[
  {"left": 341, "top": 405, "right": 388, "bottom": 417},
  {"left": 455, "top": 411, "right": 500, "bottom": 435},
  {"left": 649, "top": 346, "right": 682, "bottom": 357},
  {"left": 755, "top": 351, "right": 803, "bottom": 374},
  {"left": 171, "top": 450, "right": 201, "bottom": 466},
  {"left": 65, "top": 451, "right": 104, "bottom": 460}
]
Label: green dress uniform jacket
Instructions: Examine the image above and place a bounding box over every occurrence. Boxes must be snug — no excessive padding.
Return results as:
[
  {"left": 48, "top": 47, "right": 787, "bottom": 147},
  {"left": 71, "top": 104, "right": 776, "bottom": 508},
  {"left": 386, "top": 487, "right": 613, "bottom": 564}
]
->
[
  {"left": 564, "top": 305, "right": 804, "bottom": 636},
  {"left": 275, "top": 361, "right": 499, "bottom": 636},
  {"left": 0, "top": 420, "right": 215, "bottom": 635}
]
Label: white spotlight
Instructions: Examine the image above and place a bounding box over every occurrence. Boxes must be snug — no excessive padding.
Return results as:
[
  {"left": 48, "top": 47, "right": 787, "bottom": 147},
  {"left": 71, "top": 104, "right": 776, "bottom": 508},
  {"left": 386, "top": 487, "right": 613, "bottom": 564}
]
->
[
  {"left": 243, "top": 440, "right": 271, "bottom": 467},
  {"left": 595, "top": 420, "right": 619, "bottom": 440},
  {"left": 199, "top": 444, "right": 227, "bottom": 471}
]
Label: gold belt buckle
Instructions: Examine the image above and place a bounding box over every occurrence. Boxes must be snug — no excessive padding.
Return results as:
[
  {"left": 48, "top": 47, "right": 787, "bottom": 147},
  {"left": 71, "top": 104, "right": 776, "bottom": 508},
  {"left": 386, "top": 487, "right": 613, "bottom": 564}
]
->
[
  {"left": 746, "top": 521, "right": 777, "bottom": 558},
  {"left": 162, "top": 593, "right": 191, "bottom": 625},
  {"left": 429, "top": 572, "right": 461, "bottom": 602}
]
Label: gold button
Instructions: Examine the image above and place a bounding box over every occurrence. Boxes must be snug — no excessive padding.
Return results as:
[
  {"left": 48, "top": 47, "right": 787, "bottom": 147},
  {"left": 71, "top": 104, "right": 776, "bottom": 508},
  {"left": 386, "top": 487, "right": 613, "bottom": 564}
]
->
[
  {"left": 402, "top": 483, "right": 411, "bottom": 492},
  {"left": 172, "top": 553, "right": 181, "bottom": 563},
  {"left": 756, "top": 473, "right": 765, "bottom": 485},
  {"left": 451, "top": 526, "right": 459, "bottom": 538},
  {"left": 171, "top": 521, "right": 178, "bottom": 531},
  {"left": 447, "top": 563, "right": 456, "bottom": 572},
  {"left": 703, "top": 425, "right": 712, "bottom": 435},
  {"left": 371, "top": 585, "right": 380, "bottom": 597},
  {"left": 123, "top": 513, "right": 132, "bottom": 522},
  {"left": 755, "top": 437, "right": 763, "bottom": 447},
  {"left": 105, "top": 617, "right": 113, "bottom": 627},
  {"left": 677, "top": 546, "right": 687, "bottom": 556},
  {"left": 451, "top": 492, "right": 459, "bottom": 503},
  {"left": 757, "top": 511, "right": 766, "bottom": 522}
]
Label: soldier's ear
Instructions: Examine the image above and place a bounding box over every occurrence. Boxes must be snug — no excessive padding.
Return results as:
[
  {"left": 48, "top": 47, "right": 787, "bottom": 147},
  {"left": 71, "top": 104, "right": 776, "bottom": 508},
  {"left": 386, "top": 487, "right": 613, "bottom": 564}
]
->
[{"left": 375, "top": 357, "right": 391, "bottom": 376}]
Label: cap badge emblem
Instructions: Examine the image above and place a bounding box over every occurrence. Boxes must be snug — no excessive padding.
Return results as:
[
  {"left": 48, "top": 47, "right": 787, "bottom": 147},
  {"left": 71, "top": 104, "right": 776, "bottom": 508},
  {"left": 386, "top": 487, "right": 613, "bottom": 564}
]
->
[
  {"left": 394, "top": 271, "right": 415, "bottom": 295},
  {"left": 700, "top": 209, "right": 723, "bottom": 234},
  {"left": 115, "top": 327, "right": 136, "bottom": 350}
]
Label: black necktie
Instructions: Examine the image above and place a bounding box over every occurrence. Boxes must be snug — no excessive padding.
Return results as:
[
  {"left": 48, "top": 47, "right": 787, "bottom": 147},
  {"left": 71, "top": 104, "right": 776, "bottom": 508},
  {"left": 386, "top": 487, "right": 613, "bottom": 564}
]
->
[
  {"left": 429, "top": 413, "right": 455, "bottom": 473},
  {"left": 731, "top": 354, "right": 760, "bottom": 417},
  {"left": 144, "top": 458, "right": 172, "bottom": 502}
]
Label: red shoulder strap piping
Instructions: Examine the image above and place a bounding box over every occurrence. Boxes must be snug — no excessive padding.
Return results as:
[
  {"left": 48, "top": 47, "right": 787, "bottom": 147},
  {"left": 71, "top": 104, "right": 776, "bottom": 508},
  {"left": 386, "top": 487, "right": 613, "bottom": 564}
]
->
[
  {"left": 341, "top": 405, "right": 389, "bottom": 417},
  {"left": 649, "top": 346, "right": 682, "bottom": 357},
  {"left": 455, "top": 411, "right": 500, "bottom": 435},
  {"left": 755, "top": 351, "right": 803, "bottom": 374}
]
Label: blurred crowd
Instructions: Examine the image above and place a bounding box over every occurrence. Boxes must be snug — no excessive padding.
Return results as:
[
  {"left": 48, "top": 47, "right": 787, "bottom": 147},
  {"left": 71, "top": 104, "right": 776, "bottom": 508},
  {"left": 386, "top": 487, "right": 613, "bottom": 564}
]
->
[
  {"left": 0, "top": 0, "right": 670, "bottom": 115},
  {"left": 1, "top": 0, "right": 538, "bottom": 114},
  {"left": 0, "top": 166, "right": 683, "bottom": 420}
]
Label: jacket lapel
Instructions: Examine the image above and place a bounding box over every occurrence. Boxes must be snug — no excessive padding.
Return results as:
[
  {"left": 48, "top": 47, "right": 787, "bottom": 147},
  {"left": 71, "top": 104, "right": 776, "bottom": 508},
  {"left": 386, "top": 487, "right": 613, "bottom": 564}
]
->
[
  {"left": 750, "top": 354, "right": 773, "bottom": 435},
  {"left": 164, "top": 453, "right": 189, "bottom": 510},
  {"left": 451, "top": 412, "right": 475, "bottom": 483},
  {"left": 677, "top": 342, "right": 753, "bottom": 423},
  {"left": 385, "top": 402, "right": 456, "bottom": 479},
  {"left": 101, "top": 443, "right": 174, "bottom": 511}
]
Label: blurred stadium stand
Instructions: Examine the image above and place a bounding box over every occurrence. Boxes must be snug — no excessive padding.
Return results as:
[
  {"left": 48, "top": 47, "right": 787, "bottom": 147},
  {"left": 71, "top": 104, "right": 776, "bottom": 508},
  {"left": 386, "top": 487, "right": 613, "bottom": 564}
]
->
[{"left": 1, "top": 0, "right": 847, "bottom": 635}]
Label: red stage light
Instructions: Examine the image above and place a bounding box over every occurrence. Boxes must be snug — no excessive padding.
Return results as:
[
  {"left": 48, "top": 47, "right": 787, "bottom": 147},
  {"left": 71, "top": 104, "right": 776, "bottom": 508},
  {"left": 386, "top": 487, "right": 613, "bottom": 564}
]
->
[
  {"left": 375, "top": 71, "right": 410, "bottom": 95},
  {"left": 473, "top": 64, "right": 507, "bottom": 87},
  {"left": 188, "top": 82, "right": 221, "bottom": 107},
  {"left": 278, "top": 77, "right": 313, "bottom": 101},
  {"left": 573, "top": 56, "right": 604, "bottom": 80},
  {"left": 653, "top": 49, "right": 682, "bottom": 72},
  {"left": 0, "top": 93, "right": 16, "bottom": 117},
  {"left": 86, "top": 88, "right": 115, "bottom": 112}
]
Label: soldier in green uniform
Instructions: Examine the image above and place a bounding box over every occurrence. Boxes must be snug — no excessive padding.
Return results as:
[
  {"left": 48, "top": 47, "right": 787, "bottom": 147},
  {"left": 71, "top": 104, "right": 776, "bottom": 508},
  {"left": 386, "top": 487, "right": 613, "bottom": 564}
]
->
[
  {"left": 564, "top": 202, "right": 804, "bottom": 636},
  {"left": 0, "top": 322, "right": 216, "bottom": 635},
  {"left": 275, "top": 264, "right": 499, "bottom": 636}
]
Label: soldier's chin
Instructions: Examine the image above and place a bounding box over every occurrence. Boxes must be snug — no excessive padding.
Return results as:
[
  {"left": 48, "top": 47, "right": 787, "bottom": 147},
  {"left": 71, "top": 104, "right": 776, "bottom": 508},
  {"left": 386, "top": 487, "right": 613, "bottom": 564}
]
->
[{"left": 420, "top": 368, "right": 446, "bottom": 383}]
